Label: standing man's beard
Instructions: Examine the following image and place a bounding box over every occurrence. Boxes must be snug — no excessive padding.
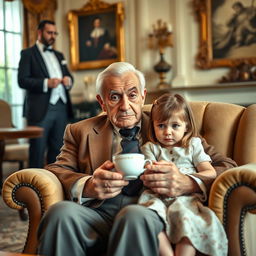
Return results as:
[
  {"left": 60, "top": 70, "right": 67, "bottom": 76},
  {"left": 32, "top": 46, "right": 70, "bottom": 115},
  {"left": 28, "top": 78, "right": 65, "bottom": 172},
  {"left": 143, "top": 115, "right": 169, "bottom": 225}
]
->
[{"left": 42, "top": 37, "right": 55, "bottom": 47}]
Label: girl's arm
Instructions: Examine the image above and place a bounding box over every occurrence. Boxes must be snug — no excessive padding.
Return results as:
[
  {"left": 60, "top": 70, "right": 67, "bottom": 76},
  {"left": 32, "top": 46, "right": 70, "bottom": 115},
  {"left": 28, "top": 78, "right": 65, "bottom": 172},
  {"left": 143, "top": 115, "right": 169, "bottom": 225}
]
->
[{"left": 196, "top": 161, "right": 217, "bottom": 179}]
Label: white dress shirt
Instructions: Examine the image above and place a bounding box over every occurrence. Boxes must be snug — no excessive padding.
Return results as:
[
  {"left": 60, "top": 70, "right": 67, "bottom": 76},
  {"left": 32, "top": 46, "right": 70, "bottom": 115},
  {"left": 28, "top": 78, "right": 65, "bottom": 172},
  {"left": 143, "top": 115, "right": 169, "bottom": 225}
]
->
[
  {"left": 71, "top": 122, "right": 142, "bottom": 204},
  {"left": 36, "top": 41, "right": 67, "bottom": 104}
]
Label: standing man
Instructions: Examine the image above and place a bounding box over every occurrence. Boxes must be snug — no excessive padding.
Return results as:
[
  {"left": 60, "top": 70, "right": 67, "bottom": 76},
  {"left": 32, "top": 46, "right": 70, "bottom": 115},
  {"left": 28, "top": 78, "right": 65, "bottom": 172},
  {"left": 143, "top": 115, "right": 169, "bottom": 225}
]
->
[{"left": 18, "top": 20, "right": 74, "bottom": 168}]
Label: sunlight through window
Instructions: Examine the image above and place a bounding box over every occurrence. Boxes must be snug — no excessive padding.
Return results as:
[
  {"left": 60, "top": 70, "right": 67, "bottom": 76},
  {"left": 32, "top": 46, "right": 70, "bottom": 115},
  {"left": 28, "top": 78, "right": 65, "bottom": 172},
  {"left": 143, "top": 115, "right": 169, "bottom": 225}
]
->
[{"left": 0, "top": 0, "right": 23, "bottom": 128}]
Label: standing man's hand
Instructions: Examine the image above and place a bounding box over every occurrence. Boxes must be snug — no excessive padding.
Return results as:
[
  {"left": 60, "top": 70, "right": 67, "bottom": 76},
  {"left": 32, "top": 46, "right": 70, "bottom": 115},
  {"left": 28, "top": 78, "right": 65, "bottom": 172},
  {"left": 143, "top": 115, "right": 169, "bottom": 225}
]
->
[
  {"left": 48, "top": 78, "right": 62, "bottom": 88},
  {"left": 141, "top": 160, "right": 200, "bottom": 197},
  {"left": 62, "top": 76, "right": 71, "bottom": 87},
  {"left": 83, "top": 160, "right": 129, "bottom": 200}
]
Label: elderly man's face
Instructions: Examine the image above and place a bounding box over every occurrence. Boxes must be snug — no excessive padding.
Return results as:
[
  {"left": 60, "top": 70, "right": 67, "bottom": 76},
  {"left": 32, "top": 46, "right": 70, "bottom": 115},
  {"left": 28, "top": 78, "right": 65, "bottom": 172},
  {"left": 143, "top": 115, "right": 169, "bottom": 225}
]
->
[{"left": 97, "top": 72, "right": 146, "bottom": 129}]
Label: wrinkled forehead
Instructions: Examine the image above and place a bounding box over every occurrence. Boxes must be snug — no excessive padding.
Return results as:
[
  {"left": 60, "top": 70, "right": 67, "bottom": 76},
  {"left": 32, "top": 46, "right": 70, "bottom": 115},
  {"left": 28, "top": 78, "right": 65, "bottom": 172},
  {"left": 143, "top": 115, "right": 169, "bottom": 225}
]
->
[{"left": 102, "top": 72, "right": 140, "bottom": 92}]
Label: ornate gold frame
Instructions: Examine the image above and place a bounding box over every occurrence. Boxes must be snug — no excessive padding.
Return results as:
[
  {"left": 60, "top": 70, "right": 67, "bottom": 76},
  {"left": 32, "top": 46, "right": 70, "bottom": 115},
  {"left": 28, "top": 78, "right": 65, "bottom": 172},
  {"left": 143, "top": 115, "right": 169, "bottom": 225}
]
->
[
  {"left": 193, "top": 0, "right": 256, "bottom": 69},
  {"left": 67, "top": 0, "right": 125, "bottom": 70}
]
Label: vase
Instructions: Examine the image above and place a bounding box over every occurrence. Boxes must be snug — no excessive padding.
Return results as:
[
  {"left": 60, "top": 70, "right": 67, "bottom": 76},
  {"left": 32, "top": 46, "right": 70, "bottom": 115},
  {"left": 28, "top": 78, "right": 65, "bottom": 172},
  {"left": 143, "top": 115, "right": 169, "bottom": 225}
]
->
[{"left": 154, "top": 52, "right": 171, "bottom": 89}]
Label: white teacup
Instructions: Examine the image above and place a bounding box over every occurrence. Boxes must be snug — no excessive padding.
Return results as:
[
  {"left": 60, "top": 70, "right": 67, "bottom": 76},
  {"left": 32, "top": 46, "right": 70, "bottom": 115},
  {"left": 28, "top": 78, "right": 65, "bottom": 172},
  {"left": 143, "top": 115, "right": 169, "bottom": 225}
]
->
[{"left": 113, "top": 153, "right": 152, "bottom": 180}]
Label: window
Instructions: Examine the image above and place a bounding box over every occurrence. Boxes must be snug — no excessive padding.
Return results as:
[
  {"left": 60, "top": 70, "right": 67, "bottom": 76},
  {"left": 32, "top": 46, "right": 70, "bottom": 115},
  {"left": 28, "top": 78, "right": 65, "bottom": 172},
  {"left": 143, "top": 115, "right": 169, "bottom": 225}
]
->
[{"left": 0, "top": 0, "right": 23, "bottom": 128}]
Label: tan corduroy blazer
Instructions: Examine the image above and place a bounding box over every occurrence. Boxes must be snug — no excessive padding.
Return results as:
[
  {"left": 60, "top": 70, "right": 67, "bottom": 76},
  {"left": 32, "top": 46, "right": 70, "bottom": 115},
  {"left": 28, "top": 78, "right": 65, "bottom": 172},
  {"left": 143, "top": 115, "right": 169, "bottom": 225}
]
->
[{"left": 46, "top": 110, "right": 236, "bottom": 200}]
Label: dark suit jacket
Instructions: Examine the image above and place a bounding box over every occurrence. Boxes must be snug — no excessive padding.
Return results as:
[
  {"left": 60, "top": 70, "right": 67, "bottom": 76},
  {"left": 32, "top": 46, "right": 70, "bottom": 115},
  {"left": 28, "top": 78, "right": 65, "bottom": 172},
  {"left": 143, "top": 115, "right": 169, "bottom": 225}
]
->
[
  {"left": 18, "top": 44, "right": 74, "bottom": 123},
  {"left": 45, "top": 112, "right": 237, "bottom": 201}
]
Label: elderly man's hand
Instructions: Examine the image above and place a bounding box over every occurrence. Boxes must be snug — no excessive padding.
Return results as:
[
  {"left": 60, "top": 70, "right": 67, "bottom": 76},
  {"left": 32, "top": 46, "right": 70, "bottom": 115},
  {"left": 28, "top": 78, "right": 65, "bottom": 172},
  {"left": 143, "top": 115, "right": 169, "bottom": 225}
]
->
[
  {"left": 83, "top": 160, "right": 128, "bottom": 200},
  {"left": 140, "top": 160, "right": 199, "bottom": 197}
]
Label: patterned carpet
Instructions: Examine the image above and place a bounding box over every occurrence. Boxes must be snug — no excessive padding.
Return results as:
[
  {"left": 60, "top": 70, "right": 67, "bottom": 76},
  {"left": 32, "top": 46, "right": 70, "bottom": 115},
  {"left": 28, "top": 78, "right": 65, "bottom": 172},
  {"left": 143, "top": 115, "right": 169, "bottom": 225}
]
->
[
  {"left": 0, "top": 162, "right": 29, "bottom": 253},
  {"left": 0, "top": 196, "right": 28, "bottom": 252}
]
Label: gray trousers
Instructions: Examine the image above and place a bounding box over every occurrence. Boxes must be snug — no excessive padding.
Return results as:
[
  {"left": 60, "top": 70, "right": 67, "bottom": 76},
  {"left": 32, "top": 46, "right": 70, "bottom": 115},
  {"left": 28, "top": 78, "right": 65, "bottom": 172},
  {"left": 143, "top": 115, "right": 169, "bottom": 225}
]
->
[{"left": 37, "top": 194, "right": 164, "bottom": 256}]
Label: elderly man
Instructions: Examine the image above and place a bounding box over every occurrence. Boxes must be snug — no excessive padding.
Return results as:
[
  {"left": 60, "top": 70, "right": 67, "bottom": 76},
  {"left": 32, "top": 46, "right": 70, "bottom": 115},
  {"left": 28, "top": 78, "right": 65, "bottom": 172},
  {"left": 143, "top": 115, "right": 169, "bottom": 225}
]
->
[{"left": 37, "top": 62, "right": 236, "bottom": 256}]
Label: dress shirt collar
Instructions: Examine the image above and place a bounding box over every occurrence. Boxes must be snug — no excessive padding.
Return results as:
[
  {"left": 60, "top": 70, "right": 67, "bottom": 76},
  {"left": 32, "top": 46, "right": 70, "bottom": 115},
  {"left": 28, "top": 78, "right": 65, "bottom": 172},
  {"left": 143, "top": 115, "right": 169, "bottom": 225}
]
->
[
  {"left": 36, "top": 40, "right": 53, "bottom": 53},
  {"left": 112, "top": 121, "right": 142, "bottom": 138}
]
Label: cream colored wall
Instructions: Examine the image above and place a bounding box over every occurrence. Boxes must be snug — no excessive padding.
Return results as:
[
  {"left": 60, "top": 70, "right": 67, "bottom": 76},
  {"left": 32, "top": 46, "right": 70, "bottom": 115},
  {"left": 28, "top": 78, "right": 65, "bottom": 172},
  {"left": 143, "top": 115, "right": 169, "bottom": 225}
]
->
[{"left": 55, "top": 0, "right": 256, "bottom": 105}]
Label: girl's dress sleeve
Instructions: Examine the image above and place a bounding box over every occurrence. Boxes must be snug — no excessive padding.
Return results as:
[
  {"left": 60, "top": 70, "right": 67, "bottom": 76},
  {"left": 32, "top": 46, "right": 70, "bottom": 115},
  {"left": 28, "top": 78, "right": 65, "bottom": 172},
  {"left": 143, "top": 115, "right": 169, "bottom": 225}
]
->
[
  {"left": 191, "top": 137, "right": 212, "bottom": 166},
  {"left": 141, "top": 142, "right": 158, "bottom": 161}
]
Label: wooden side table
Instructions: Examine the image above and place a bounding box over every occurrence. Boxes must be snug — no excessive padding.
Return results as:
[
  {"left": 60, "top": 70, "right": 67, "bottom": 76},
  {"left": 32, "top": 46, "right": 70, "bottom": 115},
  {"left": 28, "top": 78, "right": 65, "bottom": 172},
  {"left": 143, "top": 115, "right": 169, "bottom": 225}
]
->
[
  {"left": 0, "top": 126, "right": 44, "bottom": 188},
  {"left": 0, "top": 126, "right": 43, "bottom": 221}
]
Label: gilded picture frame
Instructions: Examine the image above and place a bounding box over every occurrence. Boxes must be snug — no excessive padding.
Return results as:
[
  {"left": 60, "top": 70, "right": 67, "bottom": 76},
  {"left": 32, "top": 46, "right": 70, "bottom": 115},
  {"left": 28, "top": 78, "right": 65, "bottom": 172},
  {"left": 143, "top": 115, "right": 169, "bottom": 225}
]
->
[
  {"left": 194, "top": 0, "right": 256, "bottom": 69},
  {"left": 68, "top": 0, "right": 125, "bottom": 70}
]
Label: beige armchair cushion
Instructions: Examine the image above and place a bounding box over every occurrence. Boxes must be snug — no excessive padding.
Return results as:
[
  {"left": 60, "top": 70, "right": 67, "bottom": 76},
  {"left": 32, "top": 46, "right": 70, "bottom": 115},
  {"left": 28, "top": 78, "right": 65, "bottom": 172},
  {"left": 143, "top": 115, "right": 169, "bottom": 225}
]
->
[{"left": 234, "top": 104, "right": 256, "bottom": 164}]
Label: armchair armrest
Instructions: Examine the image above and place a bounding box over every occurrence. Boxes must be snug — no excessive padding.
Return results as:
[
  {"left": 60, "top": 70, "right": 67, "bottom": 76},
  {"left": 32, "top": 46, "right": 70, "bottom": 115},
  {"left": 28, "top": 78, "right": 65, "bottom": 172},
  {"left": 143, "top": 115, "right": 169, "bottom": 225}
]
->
[
  {"left": 2, "top": 168, "right": 64, "bottom": 254},
  {"left": 209, "top": 163, "right": 256, "bottom": 256}
]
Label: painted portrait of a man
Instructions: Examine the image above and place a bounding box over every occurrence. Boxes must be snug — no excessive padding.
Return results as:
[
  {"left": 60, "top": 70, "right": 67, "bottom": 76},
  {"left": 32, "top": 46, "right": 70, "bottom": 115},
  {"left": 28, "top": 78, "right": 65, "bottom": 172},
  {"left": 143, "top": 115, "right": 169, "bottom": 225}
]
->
[{"left": 78, "top": 12, "right": 118, "bottom": 62}]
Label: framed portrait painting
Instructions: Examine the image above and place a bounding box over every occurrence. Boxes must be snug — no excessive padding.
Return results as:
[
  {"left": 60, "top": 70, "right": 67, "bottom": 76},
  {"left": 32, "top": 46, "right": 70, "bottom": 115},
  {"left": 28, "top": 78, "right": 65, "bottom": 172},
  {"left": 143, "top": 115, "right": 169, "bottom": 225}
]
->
[
  {"left": 193, "top": 0, "right": 256, "bottom": 69},
  {"left": 68, "top": 0, "right": 125, "bottom": 70}
]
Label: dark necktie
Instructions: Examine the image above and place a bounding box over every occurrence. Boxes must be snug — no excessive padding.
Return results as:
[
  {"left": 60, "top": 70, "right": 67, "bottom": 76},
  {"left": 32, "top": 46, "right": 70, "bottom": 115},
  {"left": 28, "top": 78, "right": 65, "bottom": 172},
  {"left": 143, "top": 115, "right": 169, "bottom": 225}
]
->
[
  {"left": 119, "top": 126, "right": 143, "bottom": 196},
  {"left": 119, "top": 126, "right": 140, "bottom": 153},
  {"left": 43, "top": 46, "right": 53, "bottom": 52}
]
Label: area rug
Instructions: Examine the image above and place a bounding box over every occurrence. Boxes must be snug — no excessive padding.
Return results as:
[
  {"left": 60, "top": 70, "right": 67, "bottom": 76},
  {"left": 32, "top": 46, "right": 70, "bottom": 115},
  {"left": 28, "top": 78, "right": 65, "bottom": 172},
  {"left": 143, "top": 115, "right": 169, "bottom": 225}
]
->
[{"left": 0, "top": 196, "right": 28, "bottom": 252}]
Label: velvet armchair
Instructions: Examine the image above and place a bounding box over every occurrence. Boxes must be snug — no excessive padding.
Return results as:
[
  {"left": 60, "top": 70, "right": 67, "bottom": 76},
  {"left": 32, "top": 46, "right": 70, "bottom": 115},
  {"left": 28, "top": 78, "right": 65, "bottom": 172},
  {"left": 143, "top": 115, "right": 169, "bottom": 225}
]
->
[{"left": 2, "top": 101, "right": 256, "bottom": 255}]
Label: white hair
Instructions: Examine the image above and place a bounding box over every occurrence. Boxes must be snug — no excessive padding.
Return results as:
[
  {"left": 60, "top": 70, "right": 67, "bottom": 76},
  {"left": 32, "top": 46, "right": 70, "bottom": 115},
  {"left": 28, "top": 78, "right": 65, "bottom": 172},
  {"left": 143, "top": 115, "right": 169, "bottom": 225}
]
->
[{"left": 95, "top": 62, "right": 146, "bottom": 97}]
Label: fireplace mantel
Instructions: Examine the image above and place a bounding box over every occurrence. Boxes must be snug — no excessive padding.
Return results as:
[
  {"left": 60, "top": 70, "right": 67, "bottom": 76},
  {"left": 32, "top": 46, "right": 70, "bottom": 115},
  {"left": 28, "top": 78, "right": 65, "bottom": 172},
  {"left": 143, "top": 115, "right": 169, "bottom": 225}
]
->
[{"left": 145, "top": 82, "right": 256, "bottom": 105}]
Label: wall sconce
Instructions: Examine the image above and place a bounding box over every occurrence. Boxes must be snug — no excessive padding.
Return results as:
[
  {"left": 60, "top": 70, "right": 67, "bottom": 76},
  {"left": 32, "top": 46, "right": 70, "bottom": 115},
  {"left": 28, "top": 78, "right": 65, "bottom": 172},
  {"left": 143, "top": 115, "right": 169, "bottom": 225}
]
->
[{"left": 148, "top": 19, "right": 173, "bottom": 89}]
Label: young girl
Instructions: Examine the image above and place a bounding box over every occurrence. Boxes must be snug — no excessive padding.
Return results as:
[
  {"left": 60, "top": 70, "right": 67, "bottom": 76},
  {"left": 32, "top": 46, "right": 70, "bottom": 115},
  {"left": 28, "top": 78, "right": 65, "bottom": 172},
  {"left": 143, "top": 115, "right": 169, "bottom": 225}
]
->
[{"left": 139, "top": 93, "right": 228, "bottom": 256}]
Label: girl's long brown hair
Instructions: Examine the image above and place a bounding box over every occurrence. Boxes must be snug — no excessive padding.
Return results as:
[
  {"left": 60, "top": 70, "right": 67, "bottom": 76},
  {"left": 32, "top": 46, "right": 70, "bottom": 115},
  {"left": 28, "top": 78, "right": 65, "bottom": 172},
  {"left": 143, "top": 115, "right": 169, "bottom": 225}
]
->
[{"left": 148, "top": 93, "right": 198, "bottom": 148}]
